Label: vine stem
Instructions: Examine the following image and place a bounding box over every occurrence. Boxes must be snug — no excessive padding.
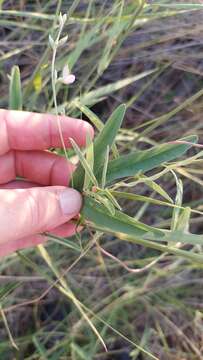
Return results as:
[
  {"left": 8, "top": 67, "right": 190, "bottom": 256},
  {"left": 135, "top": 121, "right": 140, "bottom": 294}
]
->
[{"left": 51, "top": 23, "right": 69, "bottom": 164}]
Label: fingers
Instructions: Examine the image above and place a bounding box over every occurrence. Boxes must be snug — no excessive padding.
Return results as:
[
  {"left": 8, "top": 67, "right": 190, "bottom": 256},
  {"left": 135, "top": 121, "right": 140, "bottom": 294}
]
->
[
  {"left": 0, "top": 186, "right": 82, "bottom": 244},
  {"left": 0, "top": 109, "right": 94, "bottom": 155},
  {"left": 0, "top": 180, "right": 38, "bottom": 189},
  {"left": 0, "top": 234, "right": 44, "bottom": 258},
  {"left": 0, "top": 150, "right": 75, "bottom": 185},
  {"left": 0, "top": 222, "right": 80, "bottom": 258},
  {"left": 49, "top": 222, "right": 81, "bottom": 238}
]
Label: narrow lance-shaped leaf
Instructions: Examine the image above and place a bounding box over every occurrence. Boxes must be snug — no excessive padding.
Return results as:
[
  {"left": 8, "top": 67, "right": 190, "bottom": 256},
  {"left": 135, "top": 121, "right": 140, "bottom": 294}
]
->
[
  {"left": 70, "top": 138, "right": 98, "bottom": 189},
  {"left": 161, "top": 230, "right": 203, "bottom": 246},
  {"left": 101, "top": 145, "right": 109, "bottom": 189},
  {"left": 9, "top": 65, "right": 23, "bottom": 110},
  {"left": 139, "top": 176, "right": 173, "bottom": 203},
  {"left": 82, "top": 196, "right": 164, "bottom": 239},
  {"left": 102, "top": 189, "right": 122, "bottom": 211},
  {"left": 82, "top": 197, "right": 203, "bottom": 263},
  {"left": 176, "top": 207, "right": 191, "bottom": 233},
  {"left": 74, "top": 102, "right": 119, "bottom": 158},
  {"left": 84, "top": 132, "right": 94, "bottom": 190},
  {"left": 98, "top": 135, "right": 197, "bottom": 184},
  {"left": 83, "top": 196, "right": 203, "bottom": 245},
  {"left": 72, "top": 104, "right": 126, "bottom": 191},
  {"left": 93, "top": 103, "right": 125, "bottom": 176}
]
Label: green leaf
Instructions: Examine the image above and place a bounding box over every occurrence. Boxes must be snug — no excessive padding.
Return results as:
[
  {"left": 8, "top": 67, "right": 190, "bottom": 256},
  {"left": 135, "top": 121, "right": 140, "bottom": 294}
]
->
[
  {"left": 82, "top": 196, "right": 164, "bottom": 238},
  {"left": 75, "top": 102, "right": 119, "bottom": 158},
  {"left": 111, "top": 190, "right": 175, "bottom": 208},
  {"left": 84, "top": 132, "right": 94, "bottom": 190},
  {"left": 73, "top": 104, "right": 126, "bottom": 190},
  {"left": 102, "top": 135, "right": 197, "bottom": 184},
  {"left": 82, "top": 197, "right": 203, "bottom": 263},
  {"left": 176, "top": 207, "right": 191, "bottom": 233},
  {"left": 70, "top": 138, "right": 98, "bottom": 189},
  {"left": 139, "top": 176, "right": 173, "bottom": 203},
  {"left": 162, "top": 230, "right": 203, "bottom": 246},
  {"left": 93, "top": 103, "right": 126, "bottom": 179},
  {"left": 93, "top": 193, "right": 116, "bottom": 216},
  {"left": 101, "top": 145, "right": 109, "bottom": 189},
  {"left": 9, "top": 65, "right": 22, "bottom": 110},
  {"left": 84, "top": 193, "right": 203, "bottom": 248},
  {"left": 75, "top": 101, "right": 104, "bottom": 131},
  {"left": 102, "top": 188, "right": 122, "bottom": 211}
]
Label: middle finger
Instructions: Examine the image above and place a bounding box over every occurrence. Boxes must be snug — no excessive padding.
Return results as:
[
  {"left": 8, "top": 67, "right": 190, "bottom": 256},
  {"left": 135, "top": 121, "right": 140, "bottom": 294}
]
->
[{"left": 0, "top": 150, "right": 75, "bottom": 185}]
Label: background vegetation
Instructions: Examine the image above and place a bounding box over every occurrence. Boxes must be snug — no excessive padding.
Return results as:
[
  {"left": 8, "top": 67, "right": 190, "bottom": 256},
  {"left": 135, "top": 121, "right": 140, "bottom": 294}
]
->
[{"left": 0, "top": 1, "right": 203, "bottom": 359}]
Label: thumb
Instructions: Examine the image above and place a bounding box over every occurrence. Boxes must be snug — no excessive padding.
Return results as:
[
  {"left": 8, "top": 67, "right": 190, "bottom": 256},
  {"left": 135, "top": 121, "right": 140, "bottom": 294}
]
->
[{"left": 0, "top": 186, "right": 82, "bottom": 244}]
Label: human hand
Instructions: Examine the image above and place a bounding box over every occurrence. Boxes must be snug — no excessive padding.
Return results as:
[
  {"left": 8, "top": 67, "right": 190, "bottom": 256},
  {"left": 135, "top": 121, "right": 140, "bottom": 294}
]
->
[{"left": 0, "top": 109, "right": 94, "bottom": 257}]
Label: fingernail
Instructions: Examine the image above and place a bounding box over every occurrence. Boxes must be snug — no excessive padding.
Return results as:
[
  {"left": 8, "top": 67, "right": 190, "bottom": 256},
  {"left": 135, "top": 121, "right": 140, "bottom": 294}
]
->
[{"left": 59, "top": 188, "right": 82, "bottom": 216}]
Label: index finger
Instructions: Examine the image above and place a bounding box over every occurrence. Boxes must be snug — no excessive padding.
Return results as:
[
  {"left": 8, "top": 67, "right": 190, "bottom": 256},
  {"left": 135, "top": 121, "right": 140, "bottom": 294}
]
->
[{"left": 0, "top": 109, "right": 94, "bottom": 155}]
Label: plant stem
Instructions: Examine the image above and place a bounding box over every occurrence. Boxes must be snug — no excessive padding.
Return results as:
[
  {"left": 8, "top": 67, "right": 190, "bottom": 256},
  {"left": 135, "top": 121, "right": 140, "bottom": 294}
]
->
[{"left": 51, "top": 23, "right": 69, "bottom": 163}]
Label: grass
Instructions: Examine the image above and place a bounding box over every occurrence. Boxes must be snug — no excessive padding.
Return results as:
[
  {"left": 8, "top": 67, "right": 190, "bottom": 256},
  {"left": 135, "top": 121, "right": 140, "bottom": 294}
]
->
[{"left": 1, "top": 1, "right": 203, "bottom": 359}]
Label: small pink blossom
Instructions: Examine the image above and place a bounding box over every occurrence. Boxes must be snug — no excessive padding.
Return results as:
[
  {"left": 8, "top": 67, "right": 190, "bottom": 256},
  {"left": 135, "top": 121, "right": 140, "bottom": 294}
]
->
[{"left": 62, "top": 65, "right": 75, "bottom": 84}]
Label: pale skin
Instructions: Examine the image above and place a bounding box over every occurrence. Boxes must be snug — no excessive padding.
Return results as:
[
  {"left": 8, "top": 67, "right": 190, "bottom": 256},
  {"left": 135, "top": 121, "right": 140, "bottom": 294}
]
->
[{"left": 0, "top": 109, "right": 94, "bottom": 257}]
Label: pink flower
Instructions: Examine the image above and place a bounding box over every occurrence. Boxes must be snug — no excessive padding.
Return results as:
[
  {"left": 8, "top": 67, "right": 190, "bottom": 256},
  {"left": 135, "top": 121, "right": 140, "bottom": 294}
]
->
[{"left": 62, "top": 65, "right": 75, "bottom": 84}]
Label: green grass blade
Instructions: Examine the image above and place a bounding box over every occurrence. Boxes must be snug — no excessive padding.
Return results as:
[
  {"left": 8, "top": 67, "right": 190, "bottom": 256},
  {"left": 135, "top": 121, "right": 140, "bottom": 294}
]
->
[
  {"left": 80, "top": 70, "right": 157, "bottom": 105},
  {"left": 71, "top": 342, "right": 89, "bottom": 360},
  {"left": 0, "top": 282, "right": 20, "bottom": 302},
  {"left": 103, "top": 135, "right": 197, "bottom": 183},
  {"left": 9, "top": 65, "right": 22, "bottom": 110}
]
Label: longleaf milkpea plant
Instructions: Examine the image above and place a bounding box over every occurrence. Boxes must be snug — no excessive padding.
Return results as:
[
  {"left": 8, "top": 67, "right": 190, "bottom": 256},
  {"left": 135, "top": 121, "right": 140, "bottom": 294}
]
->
[
  {"left": 47, "top": 13, "right": 203, "bottom": 264},
  {"left": 9, "top": 13, "right": 203, "bottom": 266},
  {"left": 7, "top": 9, "right": 203, "bottom": 357},
  {"left": 73, "top": 108, "right": 203, "bottom": 263}
]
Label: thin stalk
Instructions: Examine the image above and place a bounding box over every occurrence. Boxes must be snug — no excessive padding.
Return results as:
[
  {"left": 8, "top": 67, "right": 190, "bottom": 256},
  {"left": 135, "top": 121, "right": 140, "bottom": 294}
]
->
[{"left": 51, "top": 25, "right": 69, "bottom": 162}]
